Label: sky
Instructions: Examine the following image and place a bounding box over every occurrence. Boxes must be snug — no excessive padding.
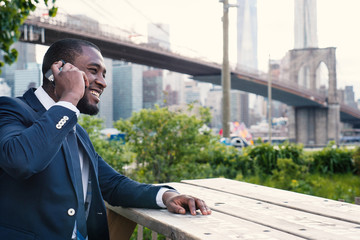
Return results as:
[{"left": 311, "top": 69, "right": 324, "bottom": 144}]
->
[{"left": 38, "top": 0, "right": 360, "bottom": 98}]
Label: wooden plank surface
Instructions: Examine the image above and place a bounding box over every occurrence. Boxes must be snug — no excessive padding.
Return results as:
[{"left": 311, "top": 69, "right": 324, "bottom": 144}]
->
[
  {"left": 167, "top": 181, "right": 360, "bottom": 240},
  {"left": 181, "top": 178, "right": 360, "bottom": 224},
  {"left": 107, "top": 204, "right": 305, "bottom": 240}
]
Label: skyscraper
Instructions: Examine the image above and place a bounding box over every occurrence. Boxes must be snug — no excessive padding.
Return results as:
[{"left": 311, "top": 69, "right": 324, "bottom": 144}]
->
[
  {"left": 0, "top": 42, "right": 37, "bottom": 96},
  {"left": 237, "top": 0, "right": 258, "bottom": 69},
  {"left": 294, "top": 0, "right": 318, "bottom": 49},
  {"left": 344, "top": 86, "right": 357, "bottom": 109},
  {"left": 205, "top": 86, "right": 223, "bottom": 129},
  {"left": 162, "top": 71, "right": 185, "bottom": 105},
  {"left": 184, "top": 80, "right": 201, "bottom": 104},
  {"left": 112, "top": 61, "right": 143, "bottom": 120},
  {"left": 294, "top": 0, "right": 318, "bottom": 88},
  {"left": 98, "top": 58, "right": 113, "bottom": 127},
  {"left": 14, "top": 63, "right": 41, "bottom": 97},
  {"left": 143, "top": 68, "right": 163, "bottom": 109},
  {"left": 236, "top": 0, "right": 258, "bottom": 127}
]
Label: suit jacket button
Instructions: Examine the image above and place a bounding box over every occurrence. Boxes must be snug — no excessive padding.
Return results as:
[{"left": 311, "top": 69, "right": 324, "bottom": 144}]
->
[{"left": 68, "top": 208, "right": 75, "bottom": 216}]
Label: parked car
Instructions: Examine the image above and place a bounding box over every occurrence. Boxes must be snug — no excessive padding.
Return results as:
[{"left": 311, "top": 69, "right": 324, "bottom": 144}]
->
[{"left": 220, "top": 136, "right": 250, "bottom": 149}]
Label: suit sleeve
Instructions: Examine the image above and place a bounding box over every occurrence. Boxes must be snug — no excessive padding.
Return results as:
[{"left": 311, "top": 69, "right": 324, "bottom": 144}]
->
[
  {"left": 0, "top": 97, "right": 77, "bottom": 180},
  {"left": 97, "top": 155, "right": 174, "bottom": 208}
]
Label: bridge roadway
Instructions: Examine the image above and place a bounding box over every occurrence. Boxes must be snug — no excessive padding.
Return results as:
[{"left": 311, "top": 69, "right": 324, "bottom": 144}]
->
[{"left": 21, "top": 10, "right": 360, "bottom": 125}]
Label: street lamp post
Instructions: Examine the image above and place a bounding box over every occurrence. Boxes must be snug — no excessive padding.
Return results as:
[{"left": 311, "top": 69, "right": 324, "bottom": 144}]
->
[{"left": 220, "top": 0, "right": 237, "bottom": 138}]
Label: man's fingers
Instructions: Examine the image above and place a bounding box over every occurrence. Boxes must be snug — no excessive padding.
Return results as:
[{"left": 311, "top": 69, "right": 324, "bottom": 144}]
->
[
  {"left": 177, "top": 207, "right": 186, "bottom": 214},
  {"left": 188, "top": 198, "right": 197, "bottom": 215},
  {"left": 165, "top": 194, "right": 212, "bottom": 216},
  {"left": 168, "top": 201, "right": 186, "bottom": 214},
  {"left": 195, "top": 198, "right": 212, "bottom": 215},
  {"left": 50, "top": 61, "right": 64, "bottom": 75},
  {"left": 82, "top": 71, "right": 89, "bottom": 88}
]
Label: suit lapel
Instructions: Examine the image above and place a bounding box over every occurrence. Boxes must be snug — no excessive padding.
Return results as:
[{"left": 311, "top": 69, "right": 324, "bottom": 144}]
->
[
  {"left": 63, "top": 135, "right": 79, "bottom": 198},
  {"left": 77, "top": 131, "right": 97, "bottom": 176}
]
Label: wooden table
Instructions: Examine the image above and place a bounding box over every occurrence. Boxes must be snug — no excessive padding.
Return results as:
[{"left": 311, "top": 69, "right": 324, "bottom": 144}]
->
[{"left": 106, "top": 178, "right": 360, "bottom": 240}]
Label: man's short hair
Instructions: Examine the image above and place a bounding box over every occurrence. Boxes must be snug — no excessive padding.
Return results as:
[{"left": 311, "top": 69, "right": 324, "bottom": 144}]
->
[{"left": 42, "top": 38, "right": 100, "bottom": 78}]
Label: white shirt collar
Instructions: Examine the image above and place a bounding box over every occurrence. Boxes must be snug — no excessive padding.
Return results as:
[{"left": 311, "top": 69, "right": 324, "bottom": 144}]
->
[
  {"left": 34, "top": 86, "right": 56, "bottom": 110},
  {"left": 34, "top": 86, "right": 81, "bottom": 118}
]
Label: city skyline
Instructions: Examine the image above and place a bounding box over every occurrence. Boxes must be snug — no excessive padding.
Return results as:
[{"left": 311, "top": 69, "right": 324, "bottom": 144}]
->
[
  {"left": 42, "top": 0, "right": 360, "bottom": 100},
  {"left": 3, "top": 0, "right": 356, "bottom": 109}
]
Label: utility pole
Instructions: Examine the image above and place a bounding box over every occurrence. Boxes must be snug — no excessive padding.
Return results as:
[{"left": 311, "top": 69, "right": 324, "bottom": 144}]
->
[
  {"left": 267, "top": 56, "right": 272, "bottom": 143},
  {"left": 220, "top": 0, "right": 237, "bottom": 138}
]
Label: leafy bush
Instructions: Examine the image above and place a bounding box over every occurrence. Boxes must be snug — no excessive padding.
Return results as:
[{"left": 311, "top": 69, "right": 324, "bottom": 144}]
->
[
  {"left": 352, "top": 146, "right": 360, "bottom": 175},
  {"left": 270, "top": 158, "right": 307, "bottom": 190},
  {"left": 246, "top": 143, "right": 278, "bottom": 175},
  {"left": 309, "top": 142, "right": 354, "bottom": 174},
  {"left": 197, "top": 139, "right": 253, "bottom": 179},
  {"left": 277, "top": 141, "right": 304, "bottom": 165}
]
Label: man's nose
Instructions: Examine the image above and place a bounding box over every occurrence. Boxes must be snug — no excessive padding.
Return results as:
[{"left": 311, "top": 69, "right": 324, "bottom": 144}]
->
[{"left": 96, "top": 75, "right": 107, "bottom": 89}]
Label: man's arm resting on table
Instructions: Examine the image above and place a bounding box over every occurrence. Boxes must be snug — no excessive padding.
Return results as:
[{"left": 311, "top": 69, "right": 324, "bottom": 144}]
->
[{"left": 157, "top": 188, "right": 212, "bottom": 216}]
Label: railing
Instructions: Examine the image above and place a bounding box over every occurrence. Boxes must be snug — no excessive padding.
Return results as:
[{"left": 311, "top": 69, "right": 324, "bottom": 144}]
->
[{"left": 25, "top": 8, "right": 218, "bottom": 64}]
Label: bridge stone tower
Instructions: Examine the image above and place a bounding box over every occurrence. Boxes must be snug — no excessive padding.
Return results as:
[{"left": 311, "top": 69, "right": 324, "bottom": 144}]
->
[{"left": 287, "top": 47, "right": 340, "bottom": 146}]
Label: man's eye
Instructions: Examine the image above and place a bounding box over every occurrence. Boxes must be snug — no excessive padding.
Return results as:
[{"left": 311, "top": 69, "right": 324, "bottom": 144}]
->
[{"left": 89, "top": 68, "right": 97, "bottom": 74}]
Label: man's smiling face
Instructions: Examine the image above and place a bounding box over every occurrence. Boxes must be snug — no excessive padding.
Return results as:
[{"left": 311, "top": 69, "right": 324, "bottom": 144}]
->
[{"left": 73, "top": 45, "right": 107, "bottom": 115}]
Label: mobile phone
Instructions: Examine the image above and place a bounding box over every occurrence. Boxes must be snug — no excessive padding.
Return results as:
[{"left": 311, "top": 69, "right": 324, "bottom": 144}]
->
[{"left": 45, "top": 59, "right": 66, "bottom": 83}]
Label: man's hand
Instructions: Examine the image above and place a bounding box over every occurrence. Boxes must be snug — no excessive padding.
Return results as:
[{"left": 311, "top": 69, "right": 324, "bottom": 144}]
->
[
  {"left": 163, "top": 191, "right": 212, "bottom": 216},
  {"left": 51, "top": 61, "right": 89, "bottom": 106}
]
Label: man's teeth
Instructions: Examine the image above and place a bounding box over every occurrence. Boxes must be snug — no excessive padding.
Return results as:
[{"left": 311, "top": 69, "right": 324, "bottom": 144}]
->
[{"left": 90, "top": 90, "right": 100, "bottom": 98}]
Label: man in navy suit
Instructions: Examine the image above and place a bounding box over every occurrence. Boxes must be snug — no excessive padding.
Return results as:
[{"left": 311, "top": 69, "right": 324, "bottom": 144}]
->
[{"left": 0, "top": 38, "right": 211, "bottom": 240}]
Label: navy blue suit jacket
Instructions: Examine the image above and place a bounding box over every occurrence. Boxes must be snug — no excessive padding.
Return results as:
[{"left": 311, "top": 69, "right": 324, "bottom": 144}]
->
[{"left": 0, "top": 89, "right": 169, "bottom": 240}]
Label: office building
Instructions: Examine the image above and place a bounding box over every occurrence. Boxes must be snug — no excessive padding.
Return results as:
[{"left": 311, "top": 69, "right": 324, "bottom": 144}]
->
[
  {"left": 294, "top": 0, "right": 318, "bottom": 89},
  {"left": 163, "top": 70, "right": 186, "bottom": 105},
  {"left": 163, "top": 84, "right": 179, "bottom": 106},
  {"left": 98, "top": 58, "right": 113, "bottom": 127},
  {"left": 344, "top": 86, "right": 357, "bottom": 109},
  {"left": 184, "top": 80, "right": 201, "bottom": 104},
  {"left": 236, "top": 0, "right": 258, "bottom": 126},
  {"left": 0, "top": 42, "right": 37, "bottom": 96},
  {"left": 205, "top": 86, "right": 223, "bottom": 129},
  {"left": 112, "top": 61, "right": 143, "bottom": 120},
  {"left": 143, "top": 68, "right": 163, "bottom": 109},
  {"left": 0, "top": 78, "right": 11, "bottom": 97},
  {"left": 14, "top": 63, "right": 41, "bottom": 97},
  {"left": 237, "top": 0, "right": 258, "bottom": 69},
  {"left": 231, "top": 90, "right": 250, "bottom": 126},
  {"left": 294, "top": 0, "right": 318, "bottom": 49}
]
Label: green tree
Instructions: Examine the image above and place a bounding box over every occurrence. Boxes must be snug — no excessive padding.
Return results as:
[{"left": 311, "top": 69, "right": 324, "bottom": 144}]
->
[
  {"left": 114, "top": 105, "right": 213, "bottom": 183},
  {"left": 78, "top": 115, "right": 129, "bottom": 173},
  {"left": 0, "top": 0, "right": 57, "bottom": 73}
]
